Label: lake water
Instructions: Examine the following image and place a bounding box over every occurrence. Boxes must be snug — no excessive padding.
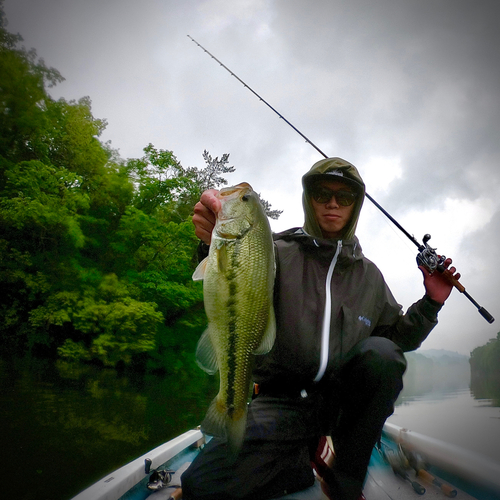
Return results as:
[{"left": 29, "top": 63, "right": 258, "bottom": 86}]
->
[
  {"left": 1, "top": 354, "right": 499, "bottom": 500},
  {"left": 0, "top": 356, "right": 217, "bottom": 500},
  {"left": 389, "top": 390, "right": 500, "bottom": 464},
  {"left": 389, "top": 353, "right": 500, "bottom": 465}
]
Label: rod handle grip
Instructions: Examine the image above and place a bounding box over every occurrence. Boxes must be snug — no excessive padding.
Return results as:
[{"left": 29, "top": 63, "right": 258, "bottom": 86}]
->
[
  {"left": 417, "top": 469, "right": 434, "bottom": 482},
  {"left": 438, "top": 267, "right": 465, "bottom": 293},
  {"left": 418, "top": 469, "right": 457, "bottom": 497},
  {"left": 441, "top": 484, "right": 458, "bottom": 498},
  {"left": 478, "top": 307, "right": 495, "bottom": 324},
  {"left": 168, "top": 488, "right": 183, "bottom": 500},
  {"left": 438, "top": 267, "right": 495, "bottom": 323},
  {"left": 411, "top": 480, "right": 426, "bottom": 495}
]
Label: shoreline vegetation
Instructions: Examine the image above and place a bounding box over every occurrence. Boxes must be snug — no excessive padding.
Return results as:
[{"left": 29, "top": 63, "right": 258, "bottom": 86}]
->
[
  {"left": 401, "top": 346, "right": 500, "bottom": 404},
  {"left": 469, "top": 333, "right": 500, "bottom": 402},
  {"left": 0, "top": 4, "right": 280, "bottom": 376}
]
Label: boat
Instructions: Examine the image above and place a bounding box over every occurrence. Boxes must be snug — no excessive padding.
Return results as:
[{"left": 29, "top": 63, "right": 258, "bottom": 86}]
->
[{"left": 71, "top": 422, "right": 500, "bottom": 500}]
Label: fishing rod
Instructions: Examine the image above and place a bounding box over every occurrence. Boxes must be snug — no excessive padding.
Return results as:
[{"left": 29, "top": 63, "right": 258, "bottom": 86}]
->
[{"left": 187, "top": 35, "right": 494, "bottom": 324}]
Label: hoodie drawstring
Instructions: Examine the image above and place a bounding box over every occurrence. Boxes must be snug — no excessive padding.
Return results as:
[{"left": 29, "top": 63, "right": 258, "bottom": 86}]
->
[{"left": 313, "top": 240, "right": 342, "bottom": 383}]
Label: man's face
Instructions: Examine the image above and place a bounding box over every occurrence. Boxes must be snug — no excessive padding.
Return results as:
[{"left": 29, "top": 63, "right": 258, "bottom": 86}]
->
[{"left": 310, "top": 180, "right": 357, "bottom": 239}]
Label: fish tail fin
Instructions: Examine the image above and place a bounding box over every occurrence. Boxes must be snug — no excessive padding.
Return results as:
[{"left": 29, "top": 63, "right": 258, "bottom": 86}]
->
[
  {"left": 201, "top": 397, "right": 247, "bottom": 459},
  {"left": 225, "top": 412, "right": 247, "bottom": 459}
]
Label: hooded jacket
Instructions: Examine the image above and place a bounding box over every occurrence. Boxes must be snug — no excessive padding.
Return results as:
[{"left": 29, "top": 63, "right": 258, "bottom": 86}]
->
[
  {"left": 253, "top": 158, "right": 442, "bottom": 389},
  {"left": 302, "top": 157, "right": 365, "bottom": 241}
]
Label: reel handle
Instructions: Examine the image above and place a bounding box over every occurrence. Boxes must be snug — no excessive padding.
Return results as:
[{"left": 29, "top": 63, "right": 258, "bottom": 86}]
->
[{"left": 417, "top": 235, "right": 495, "bottom": 323}]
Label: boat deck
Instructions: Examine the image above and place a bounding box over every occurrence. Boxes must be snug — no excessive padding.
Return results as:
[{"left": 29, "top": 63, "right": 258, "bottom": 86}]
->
[
  {"left": 72, "top": 427, "right": 500, "bottom": 500},
  {"left": 121, "top": 443, "right": 480, "bottom": 500}
]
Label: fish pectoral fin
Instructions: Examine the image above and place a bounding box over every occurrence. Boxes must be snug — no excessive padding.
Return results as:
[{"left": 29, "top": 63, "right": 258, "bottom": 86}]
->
[
  {"left": 192, "top": 257, "right": 208, "bottom": 281},
  {"left": 253, "top": 305, "right": 276, "bottom": 355},
  {"left": 195, "top": 328, "right": 219, "bottom": 374}
]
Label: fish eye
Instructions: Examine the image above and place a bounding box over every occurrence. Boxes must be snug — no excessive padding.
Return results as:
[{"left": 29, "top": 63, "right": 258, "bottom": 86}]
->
[{"left": 242, "top": 194, "right": 250, "bottom": 201}]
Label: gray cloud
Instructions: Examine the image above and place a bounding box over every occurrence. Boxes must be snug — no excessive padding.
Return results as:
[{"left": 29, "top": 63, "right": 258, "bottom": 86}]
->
[
  {"left": 4, "top": 0, "right": 499, "bottom": 354},
  {"left": 270, "top": 0, "right": 500, "bottom": 204}
]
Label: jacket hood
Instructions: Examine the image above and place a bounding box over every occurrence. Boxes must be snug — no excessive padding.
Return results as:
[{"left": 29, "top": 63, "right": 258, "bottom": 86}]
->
[{"left": 302, "top": 157, "right": 365, "bottom": 240}]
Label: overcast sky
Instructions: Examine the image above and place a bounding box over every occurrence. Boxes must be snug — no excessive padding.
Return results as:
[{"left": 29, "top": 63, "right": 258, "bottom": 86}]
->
[{"left": 4, "top": 0, "right": 499, "bottom": 355}]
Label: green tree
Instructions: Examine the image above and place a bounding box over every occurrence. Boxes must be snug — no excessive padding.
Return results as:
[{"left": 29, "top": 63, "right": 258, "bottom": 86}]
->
[
  {"left": 0, "top": 6, "right": 64, "bottom": 171},
  {"left": 0, "top": 4, "right": 281, "bottom": 371},
  {"left": 0, "top": 10, "right": 163, "bottom": 363},
  {"left": 470, "top": 332, "right": 500, "bottom": 378},
  {"left": 127, "top": 144, "right": 190, "bottom": 216},
  {"left": 195, "top": 150, "right": 235, "bottom": 192},
  {"left": 181, "top": 149, "right": 282, "bottom": 220}
]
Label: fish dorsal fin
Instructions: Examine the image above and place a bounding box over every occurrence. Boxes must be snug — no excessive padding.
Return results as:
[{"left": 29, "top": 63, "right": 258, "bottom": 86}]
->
[
  {"left": 195, "top": 328, "right": 218, "bottom": 374},
  {"left": 253, "top": 305, "right": 276, "bottom": 355},
  {"left": 192, "top": 257, "right": 208, "bottom": 281}
]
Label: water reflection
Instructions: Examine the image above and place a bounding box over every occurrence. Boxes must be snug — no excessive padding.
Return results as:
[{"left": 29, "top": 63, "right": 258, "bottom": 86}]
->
[
  {"left": 389, "top": 351, "right": 500, "bottom": 465},
  {"left": 470, "top": 374, "right": 500, "bottom": 405},
  {"left": 0, "top": 356, "right": 218, "bottom": 500},
  {"left": 398, "top": 351, "right": 500, "bottom": 407},
  {"left": 2, "top": 351, "right": 499, "bottom": 500},
  {"left": 397, "top": 351, "right": 473, "bottom": 404}
]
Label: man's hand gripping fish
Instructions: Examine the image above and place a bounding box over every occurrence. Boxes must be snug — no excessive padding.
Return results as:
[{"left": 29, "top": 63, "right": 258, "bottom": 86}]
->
[{"left": 193, "top": 182, "right": 276, "bottom": 455}]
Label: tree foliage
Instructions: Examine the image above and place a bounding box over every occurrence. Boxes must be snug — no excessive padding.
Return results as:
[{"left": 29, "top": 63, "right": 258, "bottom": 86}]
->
[
  {"left": 470, "top": 332, "right": 500, "bottom": 379},
  {"left": 195, "top": 150, "right": 235, "bottom": 192},
  {"left": 0, "top": 6, "right": 281, "bottom": 370}
]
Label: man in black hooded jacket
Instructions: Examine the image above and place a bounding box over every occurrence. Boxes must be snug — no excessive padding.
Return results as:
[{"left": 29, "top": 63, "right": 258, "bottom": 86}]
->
[{"left": 182, "top": 157, "right": 460, "bottom": 500}]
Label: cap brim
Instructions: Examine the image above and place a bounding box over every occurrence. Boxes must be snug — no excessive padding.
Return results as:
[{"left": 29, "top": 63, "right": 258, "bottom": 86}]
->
[{"left": 305, "top": 173, "right": 363, "bottom": 192}]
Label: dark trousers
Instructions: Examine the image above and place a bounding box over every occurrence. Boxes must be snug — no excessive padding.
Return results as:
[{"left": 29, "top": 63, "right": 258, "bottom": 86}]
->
[{"left": 181, "top": 337, "right": 407, "bottom": 500}]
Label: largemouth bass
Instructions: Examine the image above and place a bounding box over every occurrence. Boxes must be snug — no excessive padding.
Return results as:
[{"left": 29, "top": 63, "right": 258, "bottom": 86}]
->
[{"left": 192, "top": 182, "right": 276, "bottom": 454}]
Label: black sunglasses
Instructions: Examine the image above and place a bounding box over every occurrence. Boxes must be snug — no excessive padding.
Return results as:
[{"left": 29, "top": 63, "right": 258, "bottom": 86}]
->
[{"left": 311, "top": 187, "right": 358, "bottom": 206}]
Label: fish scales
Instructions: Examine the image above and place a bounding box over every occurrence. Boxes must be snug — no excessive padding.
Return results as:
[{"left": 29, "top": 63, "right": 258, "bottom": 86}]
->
[
  {"left": 212, "top": 231, "right": 268, "bottom": 414},
  {"left": 193, "top": 182, "right": 276, "bottom": 455}
]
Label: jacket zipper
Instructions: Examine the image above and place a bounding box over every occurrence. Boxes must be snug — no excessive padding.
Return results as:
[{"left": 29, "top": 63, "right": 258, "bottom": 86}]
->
[{"left": 313, "top": 240, "right": 342, "bottom": 382}]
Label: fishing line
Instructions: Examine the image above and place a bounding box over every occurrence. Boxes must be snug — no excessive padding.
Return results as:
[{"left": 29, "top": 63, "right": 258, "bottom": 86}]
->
[
  {"left": 365, "top": 202, "right": 418, "bottom": 259},
  {"left": 188, "top": 35, "right": 494, "bottom": 323}
]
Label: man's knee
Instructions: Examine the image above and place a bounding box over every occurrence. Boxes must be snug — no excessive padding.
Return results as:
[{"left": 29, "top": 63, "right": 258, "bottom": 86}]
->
[
  {"left": 339, "top": 337, "right": 407, "bottom": 405},
  {"left": 355, "top": 336, "right": 407, "bottom": 378}
]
